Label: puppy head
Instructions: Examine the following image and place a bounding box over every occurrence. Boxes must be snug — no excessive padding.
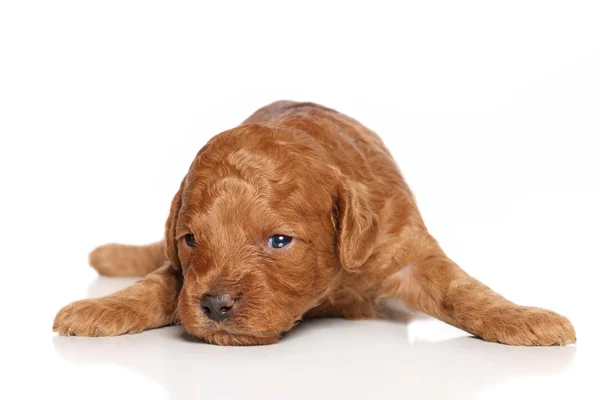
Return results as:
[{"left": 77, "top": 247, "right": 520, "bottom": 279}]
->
[{"left": 165, "top": 125, "right": 379, "bottom": 345}]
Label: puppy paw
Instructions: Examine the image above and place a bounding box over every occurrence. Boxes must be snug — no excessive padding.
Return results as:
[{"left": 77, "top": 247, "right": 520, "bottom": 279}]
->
[
  {"left": 473, "top": 306, "right": 576, "bottom": 346},
  {"left": 53, "top": 298, "right": 148, "bottom": 337},
  {"left": 89, "top": 243, "right": 133, "bottom": 276}
]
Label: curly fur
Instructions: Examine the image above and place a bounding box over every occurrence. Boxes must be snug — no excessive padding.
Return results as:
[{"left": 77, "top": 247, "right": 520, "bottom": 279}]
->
[{"left": 53, "top": 101, "right": 576, "bottom": 346}]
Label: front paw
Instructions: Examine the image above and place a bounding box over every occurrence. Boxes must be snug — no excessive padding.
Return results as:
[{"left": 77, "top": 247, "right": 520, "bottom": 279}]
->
[
  {"left": 472, "top": 306, "right": 576, "bottom": 346},
  {"left": 53, "top": 298, "right": 147, "bottom": 337}
]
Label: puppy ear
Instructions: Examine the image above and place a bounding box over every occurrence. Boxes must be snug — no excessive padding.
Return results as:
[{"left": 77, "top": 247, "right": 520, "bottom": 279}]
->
[
  {"left": 334, "top": 178, "right": 380, "bottom": 270},
  {"left": 165, "top": 180, "right": 184, "bottom": 269}
]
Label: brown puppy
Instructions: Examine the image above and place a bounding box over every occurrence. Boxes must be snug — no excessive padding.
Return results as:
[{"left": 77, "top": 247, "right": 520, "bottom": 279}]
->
[{"left": 53, "top": 101, "right": 576, "bottom": 346}]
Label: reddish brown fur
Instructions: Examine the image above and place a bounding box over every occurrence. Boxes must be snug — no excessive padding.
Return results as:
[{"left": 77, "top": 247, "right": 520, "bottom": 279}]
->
[{"left": 53, "top": 101, "right": 576, "bottom": 346}]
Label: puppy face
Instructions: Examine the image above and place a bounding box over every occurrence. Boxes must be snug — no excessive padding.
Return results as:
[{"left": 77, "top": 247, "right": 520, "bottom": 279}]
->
[{"left": 166, "top": 125, "right": 379, "bottom": 345}]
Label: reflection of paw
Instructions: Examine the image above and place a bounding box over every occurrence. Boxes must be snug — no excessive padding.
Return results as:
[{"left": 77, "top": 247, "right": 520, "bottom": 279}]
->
[
  {"left": 53, "top": 298, "right": 147, "bottom": 337},
  {"left": 471, "top": 306, "right": 576, "bottom": 346}
]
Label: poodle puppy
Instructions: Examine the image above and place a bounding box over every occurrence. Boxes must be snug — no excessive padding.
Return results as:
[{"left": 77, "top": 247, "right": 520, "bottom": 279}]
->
[{"left": 53, "top": 101, "right": 576, "bottom": 346}]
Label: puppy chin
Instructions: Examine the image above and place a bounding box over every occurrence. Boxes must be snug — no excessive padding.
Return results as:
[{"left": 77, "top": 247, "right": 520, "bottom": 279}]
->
[{"left": 182, "top": 328, "right": 280, "bottom": 346}]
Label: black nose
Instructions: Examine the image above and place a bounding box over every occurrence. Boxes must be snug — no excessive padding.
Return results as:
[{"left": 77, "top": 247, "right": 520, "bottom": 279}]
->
[{"left": 200, "top": 293, "right": 235, "bottom": 322}]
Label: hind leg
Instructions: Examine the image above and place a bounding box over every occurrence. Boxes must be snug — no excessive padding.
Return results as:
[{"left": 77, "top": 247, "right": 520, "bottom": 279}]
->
[
  {"left": 89, "top": 240, "right": 166, "bottom": 276},
  {"left": 380, "top": 231, "right": 576, "bottom": 346}
]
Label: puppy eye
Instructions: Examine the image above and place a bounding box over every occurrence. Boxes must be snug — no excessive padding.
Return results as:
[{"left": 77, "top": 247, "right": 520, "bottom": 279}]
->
[
  {"left": 185, "top": 234, "right": 197, "bottom": 247},
  {"left": 268, "top": 235, "right": 293, "bottom": 249}
]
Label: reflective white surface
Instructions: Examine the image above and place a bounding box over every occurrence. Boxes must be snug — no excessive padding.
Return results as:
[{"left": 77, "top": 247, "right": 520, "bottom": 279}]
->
[
  {"left": 9, "top": 272, "right": 594, "bottom": 400},
  {"left": 51, "top": 315, "right": 578, "bottom": 400}
]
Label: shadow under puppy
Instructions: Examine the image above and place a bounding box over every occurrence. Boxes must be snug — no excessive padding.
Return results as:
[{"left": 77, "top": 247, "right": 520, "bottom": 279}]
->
[{"left": 53, "top": 101, "right": 576, "bottom": 346}]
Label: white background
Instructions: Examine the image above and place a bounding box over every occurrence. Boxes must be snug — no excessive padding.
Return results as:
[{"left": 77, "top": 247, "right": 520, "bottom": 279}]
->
[{"left": 1, "top": 1, "right": 599, "bottom": 399}]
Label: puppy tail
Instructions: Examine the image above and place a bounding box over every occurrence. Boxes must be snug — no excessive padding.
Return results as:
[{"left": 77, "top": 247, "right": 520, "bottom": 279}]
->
[{"left": 89, "top": 241, "right": 167, "bottom": 277}]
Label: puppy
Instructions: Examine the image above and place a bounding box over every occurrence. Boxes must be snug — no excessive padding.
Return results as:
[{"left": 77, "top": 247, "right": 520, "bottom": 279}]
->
[{"left": 53, "top": 101, "right": 576, "bottom": 346}]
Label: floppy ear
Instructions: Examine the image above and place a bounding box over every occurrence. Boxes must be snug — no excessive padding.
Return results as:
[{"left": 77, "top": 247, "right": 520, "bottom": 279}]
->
[
  {"left": 334, "top": 178, "right": 380, "bottom": 271},
  {"left": 165, "top": 179, "right": 184, "bottom": 269}
]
